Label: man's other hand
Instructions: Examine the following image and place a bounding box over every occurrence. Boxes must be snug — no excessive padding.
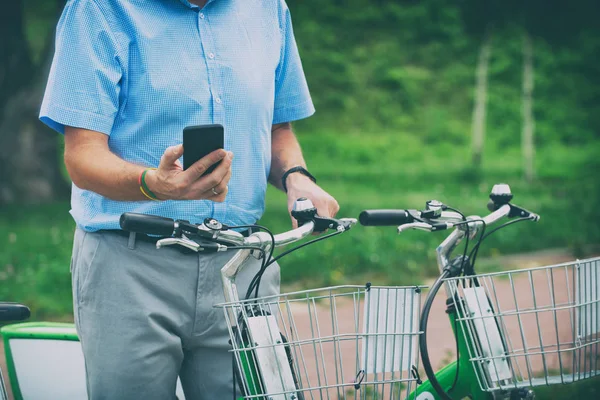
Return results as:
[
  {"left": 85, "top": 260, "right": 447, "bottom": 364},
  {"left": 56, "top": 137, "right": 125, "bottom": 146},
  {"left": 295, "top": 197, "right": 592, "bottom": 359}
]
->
[{"left": 285, "top": 173, "right": 339, "bottom": 230}]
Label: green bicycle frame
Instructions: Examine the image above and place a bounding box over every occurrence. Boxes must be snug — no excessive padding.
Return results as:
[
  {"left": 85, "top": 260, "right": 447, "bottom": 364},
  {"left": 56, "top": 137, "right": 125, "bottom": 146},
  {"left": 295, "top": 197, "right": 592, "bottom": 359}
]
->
[
  {"left": 236, "top": 340, "right": 263, "bottom": 399},
  {"left": 406, "top": 300, "right": 572, "bottom": 400},
  {"left": 408, "top": 304, "right": 492, "bottom": 400}
]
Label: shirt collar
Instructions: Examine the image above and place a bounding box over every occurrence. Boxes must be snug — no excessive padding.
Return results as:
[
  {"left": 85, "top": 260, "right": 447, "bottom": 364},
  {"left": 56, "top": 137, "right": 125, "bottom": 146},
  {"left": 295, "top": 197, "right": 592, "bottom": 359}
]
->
[{"left": 178, "top": 0, "right": 216, "bottom": 9}]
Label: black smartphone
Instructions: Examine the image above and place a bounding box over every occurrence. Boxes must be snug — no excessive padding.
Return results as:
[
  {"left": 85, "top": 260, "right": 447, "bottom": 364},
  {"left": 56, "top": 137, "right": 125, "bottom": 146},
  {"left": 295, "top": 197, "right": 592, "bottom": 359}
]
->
[{"left": 183, "top": 124, "right": 225, "bottom": 174}]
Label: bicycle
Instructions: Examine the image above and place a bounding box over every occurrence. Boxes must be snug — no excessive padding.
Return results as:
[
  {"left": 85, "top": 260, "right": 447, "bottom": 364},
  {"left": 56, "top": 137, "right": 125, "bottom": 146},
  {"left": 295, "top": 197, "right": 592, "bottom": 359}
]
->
[
  {"left": 359, "top": 183, "right": 600, "bottom": 400},
  {"left": 0, "top": 303, "right": 30, "bottom": 400},
  {"left": 122, "top": 197, "right": 441, "bottom": 399},
  {"left": 3, "top": 197, "right": 364, "bottom": 400}
]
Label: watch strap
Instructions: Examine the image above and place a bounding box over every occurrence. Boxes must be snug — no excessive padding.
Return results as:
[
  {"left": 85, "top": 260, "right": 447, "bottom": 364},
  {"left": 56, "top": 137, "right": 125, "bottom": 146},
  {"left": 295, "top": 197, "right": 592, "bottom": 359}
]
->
[{"left": 281, "top": 166, "right": 317, "bottom": 193}]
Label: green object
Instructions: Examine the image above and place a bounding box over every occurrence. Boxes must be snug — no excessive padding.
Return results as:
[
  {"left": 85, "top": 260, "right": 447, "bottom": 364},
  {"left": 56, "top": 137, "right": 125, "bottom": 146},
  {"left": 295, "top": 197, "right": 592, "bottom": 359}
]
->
[
  {"left": 408, "top": 308, "right": 492, "bottom": 400},
  {"left": 141, "top": 168, "right": 159, "bottom": 200},
  {"left": 238, "top": 341, "right": 264, "bottom": 400},
  {"left": 1, "top": 322, "right": 78, "bottom": 400}
]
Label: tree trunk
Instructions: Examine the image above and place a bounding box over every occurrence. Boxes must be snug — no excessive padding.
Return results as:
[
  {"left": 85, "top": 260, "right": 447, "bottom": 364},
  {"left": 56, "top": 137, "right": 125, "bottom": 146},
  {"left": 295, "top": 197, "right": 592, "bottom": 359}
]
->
[
  {"left": 0, "top": 0, "right": 70, "bottom": 204},
  {"left": 471, "top": 29, "right": 493, "bottom": 167},
  {"left": 522, "top": 31, "right": 535, "bottom": 183}
]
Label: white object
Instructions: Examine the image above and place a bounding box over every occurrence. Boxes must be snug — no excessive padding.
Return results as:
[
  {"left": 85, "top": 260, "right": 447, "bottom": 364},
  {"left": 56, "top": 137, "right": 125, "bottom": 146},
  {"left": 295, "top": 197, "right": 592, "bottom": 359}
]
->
[
  {"left": 463, "top": 287, "right": 512, "bottom": 384},
  {"left": 246, "top": 315, "right": 298, "bottom": 400},
  {"left": 362, "top": 288, "right": 419, "bottom": 373},
  {"left": 8, "top": 338, "right": 186, "bottom": 400},
  {"left": 576, "top": 260, "right": 600, "bottom": 338}
]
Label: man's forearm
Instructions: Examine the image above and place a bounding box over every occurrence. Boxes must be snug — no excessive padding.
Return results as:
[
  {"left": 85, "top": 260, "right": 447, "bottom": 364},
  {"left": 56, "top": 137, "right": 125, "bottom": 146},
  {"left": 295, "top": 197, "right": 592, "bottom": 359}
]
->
[
  {"left": 65, "top": 128, "right": 149, "bottom": 201},
  {"left": 65, "top": 126, "right": 232, "bottom": 202},
  {"left": 269, "top": 123, "right": 311, "bottom": 192}
]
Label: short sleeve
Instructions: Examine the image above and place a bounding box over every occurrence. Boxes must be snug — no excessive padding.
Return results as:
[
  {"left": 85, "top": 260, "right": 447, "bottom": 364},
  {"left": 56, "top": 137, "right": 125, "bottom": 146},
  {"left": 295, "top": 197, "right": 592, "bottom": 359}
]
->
[
  {"left": 272, "top": 1, "right": 315, "bottom": 125},
  {"left": 40, "top": 0, "right": 123, "bottom": 135}
]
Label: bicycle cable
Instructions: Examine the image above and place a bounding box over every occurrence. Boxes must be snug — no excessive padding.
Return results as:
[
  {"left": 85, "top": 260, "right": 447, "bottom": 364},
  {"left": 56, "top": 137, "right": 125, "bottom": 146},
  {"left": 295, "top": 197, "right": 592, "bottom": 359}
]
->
[
  {"left": 441, "top": 206, "right": 468, "bottom": 393},
  {"left": 467, "top": 219, "right": 487, "bottom": 287},
  {"left": 217, "top": 223, "right": 276, "bottom": 301},
  {"left": 443, "top": 206, "right": 470, "bottom": 276},
  {"left": 449, "top": 316, "right": 460, "bottom": 393},
  {"left": 247, "top": 229, "right": 344, "bottom": 299},
  {"left": 420, "top": 269, "right": 454, "bottom": 400},
  {"left": 467, "top": 217, "right": 530, "bottom": 273}
]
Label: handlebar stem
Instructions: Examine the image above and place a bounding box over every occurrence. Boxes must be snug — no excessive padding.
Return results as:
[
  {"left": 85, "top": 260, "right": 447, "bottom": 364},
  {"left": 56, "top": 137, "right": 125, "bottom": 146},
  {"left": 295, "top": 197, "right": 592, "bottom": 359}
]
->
[
  {"left": 221, "top": 249, "right": 253, "bottom": 325},
  {"left": 436, "top": 204, "right": 512, "bottom": 298},
  {"left": 219, "top": 220, "right": 318, "bottom": 327}
]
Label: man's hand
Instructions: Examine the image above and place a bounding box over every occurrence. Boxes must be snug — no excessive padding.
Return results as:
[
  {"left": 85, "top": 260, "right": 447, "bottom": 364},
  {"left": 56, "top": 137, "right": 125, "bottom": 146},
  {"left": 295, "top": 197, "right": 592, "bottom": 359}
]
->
[
  {"left": 145, "top": 144, "right": 233, "bottom": 201},
  {"left": 285, "top": 173, "right": 339, "bottom": 229}
]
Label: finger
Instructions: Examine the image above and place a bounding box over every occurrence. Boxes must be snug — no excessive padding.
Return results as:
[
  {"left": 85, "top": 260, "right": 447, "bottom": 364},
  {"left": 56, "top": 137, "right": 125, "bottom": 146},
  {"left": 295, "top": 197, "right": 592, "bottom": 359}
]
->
[
  {"left": 187, "top": 165, "right": 232, "bottom": 198},
  {"left": 207, "top": 150, "right": 233, "bottom": 180},
  {"left": 330, "top": 199, "right": 340, "bottom": 217},
  {"left": 185, "top": 149, "right": 229, "bottom": 181},
  {"left": 190, "top": 152, "right": 232, "bottom": 191},
  {"left": 160, "top": 145, "right": 184, "bottom": 168},
  {"left": 203, "top": 185, "right": 229, "bottom": 202},
  {"left": 212, "top": 169, "right": 232, "bottom": 194}
]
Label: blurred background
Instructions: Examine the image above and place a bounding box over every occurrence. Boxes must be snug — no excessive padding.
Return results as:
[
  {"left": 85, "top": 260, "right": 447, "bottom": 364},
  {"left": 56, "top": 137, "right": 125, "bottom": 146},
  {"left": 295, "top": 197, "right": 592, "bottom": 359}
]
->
[{"left": 0, "top": 0, "right": 599, "bottom": 397}]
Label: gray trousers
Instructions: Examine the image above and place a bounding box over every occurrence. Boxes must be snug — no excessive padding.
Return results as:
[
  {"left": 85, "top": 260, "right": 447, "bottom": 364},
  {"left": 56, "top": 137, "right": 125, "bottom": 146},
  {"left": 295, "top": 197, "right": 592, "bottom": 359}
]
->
[{"left": 71, "top": 228, "right": 280, "bottom": 400}]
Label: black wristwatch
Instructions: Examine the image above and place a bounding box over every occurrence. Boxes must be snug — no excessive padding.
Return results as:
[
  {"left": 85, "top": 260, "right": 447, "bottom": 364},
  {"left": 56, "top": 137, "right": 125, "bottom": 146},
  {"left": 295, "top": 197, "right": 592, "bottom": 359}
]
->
[{"left": 281, "top": 166, "right": 317, "bottom": 193}]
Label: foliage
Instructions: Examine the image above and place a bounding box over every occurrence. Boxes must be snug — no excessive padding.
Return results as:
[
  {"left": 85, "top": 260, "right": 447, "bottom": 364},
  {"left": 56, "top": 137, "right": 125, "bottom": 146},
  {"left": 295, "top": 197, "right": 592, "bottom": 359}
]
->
[
  {"left": 287, "top": 0, "right": 600, "bottom": 149},
  {"left": 1, "top": 0, "right": 598, "bottom": 326}
]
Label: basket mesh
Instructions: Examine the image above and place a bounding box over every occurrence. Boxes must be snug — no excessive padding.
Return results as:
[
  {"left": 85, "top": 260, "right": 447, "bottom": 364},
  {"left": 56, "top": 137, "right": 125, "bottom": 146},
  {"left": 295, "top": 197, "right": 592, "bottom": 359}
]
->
[
  {"left": 216, "top": 285, "right": 424, "bottom": 400},
  {"left": 445, "top": 257, "right": 600, "bottom": 392}
]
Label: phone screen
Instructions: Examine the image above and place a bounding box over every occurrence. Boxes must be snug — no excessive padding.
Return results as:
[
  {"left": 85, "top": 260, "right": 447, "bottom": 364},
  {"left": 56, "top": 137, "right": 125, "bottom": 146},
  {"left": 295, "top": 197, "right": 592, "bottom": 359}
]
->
[{"left": 182, "top": 124, "right": 225, "bottom": 174}]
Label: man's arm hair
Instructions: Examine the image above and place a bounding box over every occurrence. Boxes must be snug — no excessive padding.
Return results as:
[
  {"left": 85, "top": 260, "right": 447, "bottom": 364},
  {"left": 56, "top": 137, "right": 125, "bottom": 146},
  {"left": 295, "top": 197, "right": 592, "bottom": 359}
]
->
[
  {"left": 269, "top": 122, "right": 310, "bottom": 192},
  {"left": 64, "top": 127, "right": 148, "bottom": 200},
  {"left": 64, "top": 126, "right": 232, "bottom": 201}
]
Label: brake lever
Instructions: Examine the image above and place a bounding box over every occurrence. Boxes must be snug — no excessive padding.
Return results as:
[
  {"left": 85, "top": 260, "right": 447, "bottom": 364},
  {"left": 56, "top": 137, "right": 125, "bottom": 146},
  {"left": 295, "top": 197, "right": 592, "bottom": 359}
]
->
[
  {"left": 313, "top": 216, "right": 357, "bottom": 232},
  {"left": 337, "top": 218, "right": 358, "bottom": 231},
  {"left": 508, "top": 204, "right": 540, "bottom": 221},
  {"left": 156, "top": 236, "right": 228, "bottom": 252},
  {"left": 156, "top": 237, "right": 201, "bottom": 251},
  {"left": 397, "top": 222, "right": 433, "bottom": 233}
]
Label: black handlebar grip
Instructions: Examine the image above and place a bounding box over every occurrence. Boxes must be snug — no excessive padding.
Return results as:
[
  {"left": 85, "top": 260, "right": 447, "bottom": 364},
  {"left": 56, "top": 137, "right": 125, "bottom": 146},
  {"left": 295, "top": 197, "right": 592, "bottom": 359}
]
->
[
  {"left": 359, "top": 210, "right": 413, "bottom": 226},
  {"left": 0, "top": 303, "right": 30, "bottom": 322},
  {"left": 119, "top": 213, "right": 175, "bottom": 236}
]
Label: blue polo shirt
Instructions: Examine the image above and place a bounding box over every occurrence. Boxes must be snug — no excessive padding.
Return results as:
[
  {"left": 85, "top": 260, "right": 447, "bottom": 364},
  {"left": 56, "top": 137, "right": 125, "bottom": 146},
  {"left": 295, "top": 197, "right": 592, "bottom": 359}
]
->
[{"left": 40, "top": 0, "right": 315, "bottom": 231}]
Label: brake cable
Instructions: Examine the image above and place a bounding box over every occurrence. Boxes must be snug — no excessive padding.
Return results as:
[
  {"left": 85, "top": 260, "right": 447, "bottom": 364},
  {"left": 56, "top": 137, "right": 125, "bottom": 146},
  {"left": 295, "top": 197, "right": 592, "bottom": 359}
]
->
[
  {"left": 420, "top": 269, "right": 455, "bottom": 400},
  {"left": 248, "top": 229, "right": 344, "bottom": 299},
  {"left": 440, "top": 205, "right": 468, "bottom": 393}
]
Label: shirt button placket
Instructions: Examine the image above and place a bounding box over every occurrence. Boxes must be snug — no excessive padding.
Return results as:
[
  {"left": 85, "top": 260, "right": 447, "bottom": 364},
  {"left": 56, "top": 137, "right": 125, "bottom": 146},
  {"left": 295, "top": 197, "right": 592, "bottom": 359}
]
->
[{"left": 197, "top": 10, "right": 226, "bottom": 220}]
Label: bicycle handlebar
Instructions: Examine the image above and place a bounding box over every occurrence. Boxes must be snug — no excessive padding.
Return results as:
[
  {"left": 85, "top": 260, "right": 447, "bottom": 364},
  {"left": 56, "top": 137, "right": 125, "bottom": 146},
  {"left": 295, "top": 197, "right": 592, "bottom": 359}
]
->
[
  {"left": 0, "top": 302, "right": 30, "bottom": 322},
  {"left": 120, "top": 199, "right": 357, "bottom": 253},
  {"left": 119, "top": 213, "right": 176, "bottom": 237},
  {"left": 360, "top": 187, "right": 539, "bottom": 233},
  {"left": 358, "top": 209, "right": 413, "bottom": 226}
]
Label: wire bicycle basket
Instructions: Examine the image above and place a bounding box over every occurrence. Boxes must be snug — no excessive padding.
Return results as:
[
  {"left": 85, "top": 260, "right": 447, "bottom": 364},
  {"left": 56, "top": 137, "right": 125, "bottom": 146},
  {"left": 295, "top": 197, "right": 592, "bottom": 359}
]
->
[
  {"left": 445, "top": 257, "right": 600, "bottom": 392},
  {"left": 216, "top": 285, "right": 424, "bottom": 400}
]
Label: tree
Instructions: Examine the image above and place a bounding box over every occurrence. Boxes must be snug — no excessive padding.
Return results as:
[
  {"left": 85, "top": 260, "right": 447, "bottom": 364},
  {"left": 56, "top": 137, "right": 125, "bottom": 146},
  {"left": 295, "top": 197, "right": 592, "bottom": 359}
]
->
[
  {"left": 0, "top": 0, "right": 69, "bottom": 205},
  {"left": 470, "top": 29, "right": 492, "bottom": 167},
  {"left": 521, "top": 32, "right": 535, "bottom": 182}
]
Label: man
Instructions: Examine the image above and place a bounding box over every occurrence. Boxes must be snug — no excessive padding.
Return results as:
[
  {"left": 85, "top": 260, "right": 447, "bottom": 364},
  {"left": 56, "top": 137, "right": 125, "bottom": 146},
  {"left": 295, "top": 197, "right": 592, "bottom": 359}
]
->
[{"left": 40, "top": 0, "right": 339, "bottom": 398}]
